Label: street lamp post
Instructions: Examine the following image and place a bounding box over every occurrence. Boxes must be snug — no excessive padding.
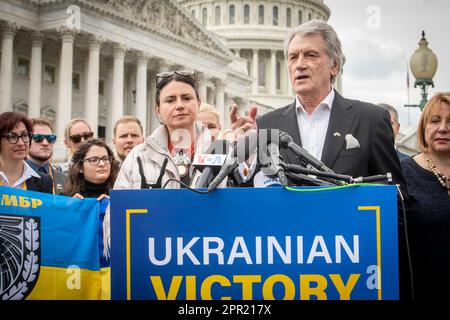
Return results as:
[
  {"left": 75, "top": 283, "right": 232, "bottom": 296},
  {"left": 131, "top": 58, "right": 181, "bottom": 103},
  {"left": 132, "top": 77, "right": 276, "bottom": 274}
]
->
[{"left": 405, "top": 31, "right": 438, "bottom": 111}]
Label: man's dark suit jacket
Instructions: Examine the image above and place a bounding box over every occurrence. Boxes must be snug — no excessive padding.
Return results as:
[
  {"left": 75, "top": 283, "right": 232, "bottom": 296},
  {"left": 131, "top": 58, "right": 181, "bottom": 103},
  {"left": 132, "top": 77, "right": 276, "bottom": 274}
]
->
[{"left": 256, "top": 90, "right": 407, "bottom": 191}]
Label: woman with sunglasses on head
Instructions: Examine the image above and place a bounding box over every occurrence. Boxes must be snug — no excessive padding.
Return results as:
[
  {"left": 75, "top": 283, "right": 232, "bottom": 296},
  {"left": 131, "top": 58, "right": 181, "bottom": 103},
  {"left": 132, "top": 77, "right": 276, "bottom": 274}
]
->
[
  {"left": 0, "top": 112, "right": 53, "bottom": 193},
  {"left": 114, "top": 70, "right": 214, "bottom": 190},
  {"left": 57, "top": 118, "right": 94, "bottom": 173},
  {"left": 64, "top": 138, "right": 119, "bottom": 200},
  {"left": 25, "top": 117, "right": 68, "bottom": 195}
]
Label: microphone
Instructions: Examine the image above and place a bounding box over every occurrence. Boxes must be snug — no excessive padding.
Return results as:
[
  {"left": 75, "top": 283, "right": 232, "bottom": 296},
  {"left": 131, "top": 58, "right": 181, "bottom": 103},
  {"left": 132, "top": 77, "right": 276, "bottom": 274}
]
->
[
  {"left": 208, "top": 131, "right": 258, "bottom": 191},
  {"left": 279, "top": 131, "right": 334, "bottom": 173},
  {"left": 192, "top": 139, "right": 231, "bottom": 188}
]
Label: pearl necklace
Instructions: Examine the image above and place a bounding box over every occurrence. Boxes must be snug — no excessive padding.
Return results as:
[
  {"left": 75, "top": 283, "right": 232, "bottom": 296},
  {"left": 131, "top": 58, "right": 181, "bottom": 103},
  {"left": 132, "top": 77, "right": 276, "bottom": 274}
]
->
[{"left": 424, "top": 153, "right": 450, "bottom": 191}]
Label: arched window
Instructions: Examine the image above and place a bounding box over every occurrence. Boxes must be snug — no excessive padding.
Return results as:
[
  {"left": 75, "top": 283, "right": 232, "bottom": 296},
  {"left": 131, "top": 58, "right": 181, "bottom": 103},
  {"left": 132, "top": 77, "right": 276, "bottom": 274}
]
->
[
  {"left": 298, "top": 10, "right": 303, "bottom": 25},
  {"left": 259, "top": 5, "right": 265, "bottom": 24},
  {"left": 229, "top": 5, "right": 235, "bottom": 24},
  {"left": 191, "top": 10, "right": 196, "bottom": 18},
  {"left": 308, "top": 13, "right": 312, "bottom": 21},
  {"left": 244, "top": 4, "right": 250, "bottom": 24},
  {"left": 202, "top": 8, "right": 207, "bottom": 26},
  {"left": 215, "top": 6, "right": 221, "bottom": 25},
  {"left": 273, "top": 6, "right": 278, "bottom": 26},
  {"left": 286, "top": 8, "right": 292, "bottom": 27}
]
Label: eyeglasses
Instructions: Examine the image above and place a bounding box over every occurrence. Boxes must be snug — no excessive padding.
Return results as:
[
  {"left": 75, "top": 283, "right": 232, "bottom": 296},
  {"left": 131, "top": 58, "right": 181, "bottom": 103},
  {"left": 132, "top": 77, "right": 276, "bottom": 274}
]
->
[
  {"left": 2, "top": 131, "right": 32, "bottom": 144},
  {"left": 69, "top": 132, "right": 94, "bottom": 143},
  {"left": 32, "top": 134, "right": 57, "bottom": 144},
  {"left": 82, "top": 155, "right": 113, "bottom": 166},
  {"left": 156, "top": 70, "right": 195, "bottom": 86}
]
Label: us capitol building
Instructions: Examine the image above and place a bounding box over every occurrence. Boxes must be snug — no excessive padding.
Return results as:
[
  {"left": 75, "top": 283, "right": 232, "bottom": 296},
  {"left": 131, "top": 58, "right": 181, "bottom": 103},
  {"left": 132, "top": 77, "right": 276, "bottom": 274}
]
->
[{"left": 0, "top": 0, "right": 338, "bottom": 162}]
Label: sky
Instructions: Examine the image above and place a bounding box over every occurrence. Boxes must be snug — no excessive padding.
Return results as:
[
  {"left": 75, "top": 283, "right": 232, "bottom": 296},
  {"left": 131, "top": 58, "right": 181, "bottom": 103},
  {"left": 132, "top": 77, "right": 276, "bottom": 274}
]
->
[{"left": 325, "top": 0, "right": 449, "bottom": 134}]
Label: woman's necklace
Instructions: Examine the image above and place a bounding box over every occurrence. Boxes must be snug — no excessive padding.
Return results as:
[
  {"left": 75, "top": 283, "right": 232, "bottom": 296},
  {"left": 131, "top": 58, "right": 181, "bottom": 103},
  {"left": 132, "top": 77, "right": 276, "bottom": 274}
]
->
[
  {"left": 424, "top": 153, "right": 450, "bottom": 195},
  {"left": 169, "top": 141, "right": 195, "bottom": 177}
]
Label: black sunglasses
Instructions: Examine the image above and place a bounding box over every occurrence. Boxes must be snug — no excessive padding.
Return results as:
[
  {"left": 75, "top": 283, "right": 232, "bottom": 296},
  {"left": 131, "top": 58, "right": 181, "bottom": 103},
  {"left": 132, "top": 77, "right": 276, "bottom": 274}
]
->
[
  {"left": 156, "top": 70, "right": 195, "bottom": 86},
  {"left": 32, "top": 134, "right": 57, "bottom": 143},
  {"left": 69, "top": 132, "right": 94, "bottom": 143},
  {"left": 2, "top": 131, "right": 32, "bottom": 144}
]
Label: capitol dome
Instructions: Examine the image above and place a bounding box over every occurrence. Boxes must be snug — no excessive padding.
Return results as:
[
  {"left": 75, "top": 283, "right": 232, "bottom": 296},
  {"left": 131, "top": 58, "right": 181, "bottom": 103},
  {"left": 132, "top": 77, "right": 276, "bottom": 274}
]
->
[{"left": 179, "top": 0, "right": 340, "bottom": 113}]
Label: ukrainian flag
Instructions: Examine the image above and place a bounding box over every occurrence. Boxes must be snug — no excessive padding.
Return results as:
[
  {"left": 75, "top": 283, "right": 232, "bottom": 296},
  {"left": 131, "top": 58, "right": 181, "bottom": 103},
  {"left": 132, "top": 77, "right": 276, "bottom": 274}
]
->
[{"left": 0, "top": 186, "right": 110, "bottom": 300}]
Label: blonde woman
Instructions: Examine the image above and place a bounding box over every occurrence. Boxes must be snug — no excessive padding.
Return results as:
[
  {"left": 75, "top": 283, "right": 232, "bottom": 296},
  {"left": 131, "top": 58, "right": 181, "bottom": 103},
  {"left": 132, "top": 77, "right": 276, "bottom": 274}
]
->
[{"left": 197, "top": 103, "right": 222, "bottom": 141}]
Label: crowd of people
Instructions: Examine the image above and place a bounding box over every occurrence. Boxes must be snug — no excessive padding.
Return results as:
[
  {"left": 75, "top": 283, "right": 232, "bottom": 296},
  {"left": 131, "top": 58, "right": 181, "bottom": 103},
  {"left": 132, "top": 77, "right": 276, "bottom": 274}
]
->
[{"left": 0, "top": 20, "right": 448, "bottom": 301}]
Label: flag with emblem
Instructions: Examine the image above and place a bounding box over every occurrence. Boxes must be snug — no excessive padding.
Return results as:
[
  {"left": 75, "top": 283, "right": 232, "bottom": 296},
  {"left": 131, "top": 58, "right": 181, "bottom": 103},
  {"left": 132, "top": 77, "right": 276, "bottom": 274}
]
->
[{"left": 0, "top": 186, "right": 110, "bottom": 300}]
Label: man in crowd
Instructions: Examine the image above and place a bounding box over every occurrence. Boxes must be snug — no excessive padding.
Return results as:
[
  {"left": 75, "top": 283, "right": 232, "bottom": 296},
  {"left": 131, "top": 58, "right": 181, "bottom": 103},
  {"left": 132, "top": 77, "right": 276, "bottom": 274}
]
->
[
  {"left": 112, "top": 116, "right": 144, "bottom": 165},
  {"left": 233, "top": 19, "right": 405, "bottom": 190},
  {"left": 58, "top": 118, "right": 94, "bottom": 173},
  {"left": 378, "top": 103, "right": 410, "bottom": 161},
  {"left": 26, "top": 118, "right": 67, "bottom": 194},
  {"left": 230, "top": 19, "right": 411, "bottom": 299}
]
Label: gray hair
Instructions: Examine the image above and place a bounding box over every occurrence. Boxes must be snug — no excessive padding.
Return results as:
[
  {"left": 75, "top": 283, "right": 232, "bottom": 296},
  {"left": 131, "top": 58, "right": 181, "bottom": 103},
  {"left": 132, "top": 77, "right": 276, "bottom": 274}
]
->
[
  {"left": 284, "top": 19, "right": 342, "bottom": 84},
  {"left": 377, "top": 103, "right": 399, "bottom": 122}
]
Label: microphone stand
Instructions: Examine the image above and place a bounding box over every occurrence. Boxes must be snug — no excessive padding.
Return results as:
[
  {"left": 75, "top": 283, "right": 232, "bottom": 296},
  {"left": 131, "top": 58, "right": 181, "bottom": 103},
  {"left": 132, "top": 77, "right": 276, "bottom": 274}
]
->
[
  {"left": 285, "top": 171, "right": 340, "bottom": 187},
  {"left": 284, "top": 164, "right": 392, "bottom": 185}
]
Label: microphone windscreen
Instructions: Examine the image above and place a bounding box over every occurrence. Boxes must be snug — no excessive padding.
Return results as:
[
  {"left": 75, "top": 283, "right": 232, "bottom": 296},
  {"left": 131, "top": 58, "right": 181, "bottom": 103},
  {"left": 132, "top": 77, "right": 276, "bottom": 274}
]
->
[{"left": 192, "top": 139, "right": 231, "bottom": 170}]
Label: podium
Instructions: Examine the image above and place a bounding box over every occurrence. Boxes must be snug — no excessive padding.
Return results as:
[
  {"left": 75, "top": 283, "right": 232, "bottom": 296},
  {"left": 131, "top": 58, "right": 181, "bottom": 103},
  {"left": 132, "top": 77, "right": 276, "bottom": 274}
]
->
[{"left": 110, "top": 185, "right": 399, "bottom": 300}]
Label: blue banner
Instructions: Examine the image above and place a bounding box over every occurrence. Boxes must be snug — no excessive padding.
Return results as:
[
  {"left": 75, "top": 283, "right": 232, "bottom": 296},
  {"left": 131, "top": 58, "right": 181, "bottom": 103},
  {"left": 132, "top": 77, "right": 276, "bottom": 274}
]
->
[
  {"left": 0, "top": 186, "right": 109, "bottom": 300},
  {"left": 110, "top": 185, "right": 399, "bottom": 300}
]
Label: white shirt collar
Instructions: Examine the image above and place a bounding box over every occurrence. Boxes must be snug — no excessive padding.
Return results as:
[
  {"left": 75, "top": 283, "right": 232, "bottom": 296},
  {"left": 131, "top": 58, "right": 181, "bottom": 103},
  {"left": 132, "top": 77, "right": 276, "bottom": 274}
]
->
[
  {"left": 295, "top": 89, "right": 335, "bottom": 114},
  {"left": 0, "top": 160, "right": 41, "bottom": 188}
]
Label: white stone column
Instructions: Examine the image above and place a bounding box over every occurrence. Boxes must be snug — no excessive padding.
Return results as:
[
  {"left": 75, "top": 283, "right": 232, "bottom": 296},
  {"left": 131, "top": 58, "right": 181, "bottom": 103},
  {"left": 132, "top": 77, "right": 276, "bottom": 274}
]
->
[
  {"left": 207, "top": 87, "right": 216, "bottom": 106},
  {"left": 54, "top": 26, "right": 78, "bottom": 162},
  {"left": 224, "top": 94, "right": 233, "bottom": 129},
  {"left": 148, "top": 73, "right": 158, "bottom": 133},
  {"left": 214, "top": 79, "right": 225, "bottom": 126},
  {"left": 135, "top": 52, "right": 148, "bottom": 137},
  {"left": 147, "top": 72, "right": 154, "bottom": 135},
  {"left": 110, "top": 43, "right": 127, "bottom": 139},
  {"left": 148, "top": 60, "right": 168, "bottom": 133},
  {"left": 285, "top": 56, "right": 292, "bottom": 95},
  {"left": 0, "top": 22, "right": 19, "bottom": 113},
  {"left": 85, "top": 35, "right": 105, "bottom": 136},
  {"left": 252, "top": 49, "right": 259, "bottom": 94},
  {"left": 197, "top": 73, "right": 208, "bottom": 103},
  {"left": 82, "top": 51, "right": 89, "bottom": 115},
  {"left": 105, "top": 58, "right": 114, "bottom": 143},
  {"left": 270, "top": 50, "right": 277, "bottom": 95},
  {"left": 28, "top": 31, "right": 44, "bottom": 118}
]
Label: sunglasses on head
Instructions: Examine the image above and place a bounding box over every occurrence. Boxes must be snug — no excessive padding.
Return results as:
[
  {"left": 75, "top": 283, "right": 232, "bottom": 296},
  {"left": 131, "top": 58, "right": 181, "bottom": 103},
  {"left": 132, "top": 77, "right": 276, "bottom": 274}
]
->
[
  {"left": 69, "top": 132, "right": 94, "bottom": 143},
  {"left": 32, "top": 134, "right": 57, "bottom": 143},
  {"left": 156, "top": 70, "right": 195, "bottom": 86}
]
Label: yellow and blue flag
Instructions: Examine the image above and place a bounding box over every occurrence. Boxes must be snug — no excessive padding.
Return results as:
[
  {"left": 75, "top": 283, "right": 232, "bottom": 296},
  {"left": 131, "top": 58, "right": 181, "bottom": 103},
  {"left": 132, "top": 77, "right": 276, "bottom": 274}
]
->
[{"left": 0, "top": 186, "right": 110, "bottom": 300}]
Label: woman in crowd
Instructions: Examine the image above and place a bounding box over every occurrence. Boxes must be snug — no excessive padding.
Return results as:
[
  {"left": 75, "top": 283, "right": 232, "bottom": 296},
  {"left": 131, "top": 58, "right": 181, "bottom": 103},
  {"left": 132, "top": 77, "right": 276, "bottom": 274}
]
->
[
  {"left": 401, "top": 92, "right": 450, "bottom": 300},
  {"left": 197, "top": 103, "right": 222, "bottom": 141},
  {"left": 0, "top": 112, "right": 52, "bottom": 193},
  {"left": 114, "top": 70, "right": 212, "bottom": 190},
  {"left": 64, "top": 138, "right": 119, "bottom": 200}
]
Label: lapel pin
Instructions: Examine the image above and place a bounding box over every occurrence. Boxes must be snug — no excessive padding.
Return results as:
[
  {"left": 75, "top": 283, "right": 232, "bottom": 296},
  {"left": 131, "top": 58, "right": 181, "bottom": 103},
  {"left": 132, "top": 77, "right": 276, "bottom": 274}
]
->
[{"left": 334, "top": 132, "right": 341, "bottom": 137}]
